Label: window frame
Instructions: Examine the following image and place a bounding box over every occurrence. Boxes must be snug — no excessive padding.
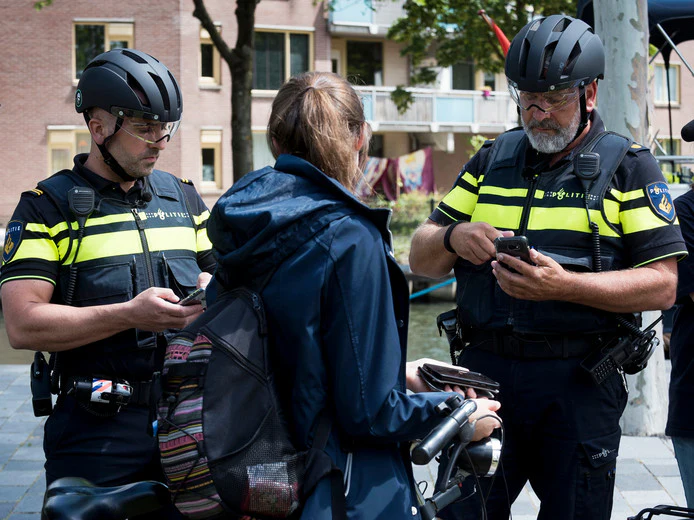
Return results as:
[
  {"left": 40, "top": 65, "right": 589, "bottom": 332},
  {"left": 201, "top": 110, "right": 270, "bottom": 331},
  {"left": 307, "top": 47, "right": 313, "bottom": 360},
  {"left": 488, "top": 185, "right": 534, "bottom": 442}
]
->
[
  {"left": 252, "top": 28, "right": 314, "bottom": 92},
  {"left": 200, "top": 129, "right": 223, "bottom": 190},
  {"left": 200, "top": 25, "right": 222, "bottom": 87},
  {"left": 654, "top": 62, "right": 680, "bottom": 106},
  {"left": 47, "top": 127, "right": 91, "bottom": 176},
  {"left": 72, "top": 21, "right": 134, "bottom": 84}
]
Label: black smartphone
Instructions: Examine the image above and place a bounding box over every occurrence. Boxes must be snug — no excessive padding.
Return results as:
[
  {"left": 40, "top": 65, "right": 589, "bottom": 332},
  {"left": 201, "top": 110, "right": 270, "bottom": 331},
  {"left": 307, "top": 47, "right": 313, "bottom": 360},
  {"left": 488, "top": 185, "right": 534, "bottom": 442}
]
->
[
  {"left": 420, "top": 364, "right": 500, "bottom": 397},
  {"left": 179, "top": 287, "right": 205, "bottom": 306},
  {"left": 494, "top": 236, "right": 532, "bottom": 264}
]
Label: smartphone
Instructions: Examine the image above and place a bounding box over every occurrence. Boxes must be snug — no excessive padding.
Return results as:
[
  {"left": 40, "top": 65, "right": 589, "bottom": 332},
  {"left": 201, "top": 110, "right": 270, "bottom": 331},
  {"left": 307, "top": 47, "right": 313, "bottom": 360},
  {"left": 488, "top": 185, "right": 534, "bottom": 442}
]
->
[
  {"left": 494, "top": 236, "right": 532, "bottom": 264},
  {"left": 179, "top": 287, "right": 206, "bottom": 306}
]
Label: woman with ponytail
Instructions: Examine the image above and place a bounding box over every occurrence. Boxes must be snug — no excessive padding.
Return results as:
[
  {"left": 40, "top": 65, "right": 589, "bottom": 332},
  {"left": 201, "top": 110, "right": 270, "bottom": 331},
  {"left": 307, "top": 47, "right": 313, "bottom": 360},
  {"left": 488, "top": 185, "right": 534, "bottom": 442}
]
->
[{"left": 206, "top": 72, "right": 499, "bottom": 519}]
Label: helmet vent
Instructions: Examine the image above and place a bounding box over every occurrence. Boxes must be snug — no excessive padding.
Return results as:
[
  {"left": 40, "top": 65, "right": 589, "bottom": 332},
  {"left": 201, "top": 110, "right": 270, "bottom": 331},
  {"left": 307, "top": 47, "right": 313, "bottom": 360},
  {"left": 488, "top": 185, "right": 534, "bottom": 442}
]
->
[
  {"left": 150, "top": 72, "right": 171, "bottom": 111},
  {"left": 127, "top": 74, "right": 151, "bottom": 108},
  {"left": 122, "top": 49, "right": 149, "bottom": 64},
  {"left": 168, "top": 70, "right": 182, "bottom": 111},
  {"left": 552, "top": 18, "right": 570, "bottom": 33},
  {"left": 541, "top": 42, "right": 557, "bottom": 80}
]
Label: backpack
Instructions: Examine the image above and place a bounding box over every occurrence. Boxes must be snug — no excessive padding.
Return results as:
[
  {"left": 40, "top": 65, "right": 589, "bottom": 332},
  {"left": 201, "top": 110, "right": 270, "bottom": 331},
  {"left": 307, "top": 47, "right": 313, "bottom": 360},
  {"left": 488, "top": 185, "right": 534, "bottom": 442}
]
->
[{"left": 156, "top": 286, "right": 345, "bottom": 519}]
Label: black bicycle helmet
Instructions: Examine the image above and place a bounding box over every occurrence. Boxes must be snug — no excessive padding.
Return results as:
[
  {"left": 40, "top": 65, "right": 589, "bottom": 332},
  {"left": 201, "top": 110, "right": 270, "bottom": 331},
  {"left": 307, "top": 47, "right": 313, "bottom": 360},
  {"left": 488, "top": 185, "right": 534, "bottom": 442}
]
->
[
  {"left": 75, "top": 49, "right": 182, "bottom": 182},
  {"left": 505, "top": 15, "right": 604, "bottom": 93},
  {"left": 75, "top": 48, "right": 182, "bottom": 122}
]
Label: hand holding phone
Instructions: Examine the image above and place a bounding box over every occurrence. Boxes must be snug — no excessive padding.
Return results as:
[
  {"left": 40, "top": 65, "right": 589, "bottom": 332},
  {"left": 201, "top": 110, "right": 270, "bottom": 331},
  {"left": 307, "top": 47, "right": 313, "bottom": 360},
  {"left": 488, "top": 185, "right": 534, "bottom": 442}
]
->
[
  {"left": 178, "top": 287, "right": 206, "bottom": 307},
  {"left": 494, "top": 236, "right": 534, "bottom": 273}
]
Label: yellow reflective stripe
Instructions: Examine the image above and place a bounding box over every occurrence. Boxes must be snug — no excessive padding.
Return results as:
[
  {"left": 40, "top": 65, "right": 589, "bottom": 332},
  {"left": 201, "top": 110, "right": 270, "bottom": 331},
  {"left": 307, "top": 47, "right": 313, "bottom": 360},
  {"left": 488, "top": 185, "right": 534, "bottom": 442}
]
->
[
  {"left": 604, "top": 199, "right": 620, "bottom": 225},
  {"left": 440, "top": 185, "right": 478, "bottom": 215},
  {"left": 437, "top": 207, "right": 457, "bottom": 221},
  {"left": 67, "top": 230, "right": 144, "bottom": 264},
  {"left": 194, "top": 210, "right": 210, "bottom": 226},
  {"left": 0, "top": 275, "right": 56, "bottom": 287},
  {"left": 528, "top": 208, "right": 620, "bottom": 237},
  {"left": 82, "top": 213, "right": 136, "bottom": 228},
  {"left": 146, "top": 227, "right": 197, "bottom": 253},
  {"left": 471, "top": 203, "right": 522, "bottom": 228},
  {"left": 621, "top": 207, "right": 673, "bottom": 234},
  {"left": 609, "top": 188, "right": 642, "bottom": 203},
  {"left": 197, "top": 228, "right": 212, "bottom": 252},
  {"left": 11, "top": 238, "right": 59, "bottom": 263},
  {"left": 26, "top": 221, "right": 70, "bottom": 237},
  {"left": 459, "top": 171, "right": 478, "bottom": 187},
  {"left": 479, "top": 186, "right": 528, "bottom": 198}
]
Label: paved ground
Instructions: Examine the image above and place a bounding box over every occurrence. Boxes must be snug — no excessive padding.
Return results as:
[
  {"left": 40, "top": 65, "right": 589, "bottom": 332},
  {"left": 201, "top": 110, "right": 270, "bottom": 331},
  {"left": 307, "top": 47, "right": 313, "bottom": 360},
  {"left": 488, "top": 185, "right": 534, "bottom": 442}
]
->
[{"left": 0, "top": 363, "right": 688, "bottom": 520}]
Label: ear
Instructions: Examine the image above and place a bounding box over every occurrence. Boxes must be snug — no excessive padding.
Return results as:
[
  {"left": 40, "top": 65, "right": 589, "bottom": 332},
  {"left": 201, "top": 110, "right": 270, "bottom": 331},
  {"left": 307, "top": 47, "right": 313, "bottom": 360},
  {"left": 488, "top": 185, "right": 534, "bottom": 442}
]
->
[
  {"left": 584, "top": 82, "right": 598, "bottom": 112},
  {"left": 87, "top": 114, "right": 110, "bottom": 146}
]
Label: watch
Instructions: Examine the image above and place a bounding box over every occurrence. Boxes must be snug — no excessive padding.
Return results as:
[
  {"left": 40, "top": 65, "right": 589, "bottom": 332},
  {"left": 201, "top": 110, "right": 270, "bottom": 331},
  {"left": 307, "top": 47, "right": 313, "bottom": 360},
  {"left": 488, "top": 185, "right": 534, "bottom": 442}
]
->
[{"left": 443, "top": 221, "right": 463, "bottom": 254}]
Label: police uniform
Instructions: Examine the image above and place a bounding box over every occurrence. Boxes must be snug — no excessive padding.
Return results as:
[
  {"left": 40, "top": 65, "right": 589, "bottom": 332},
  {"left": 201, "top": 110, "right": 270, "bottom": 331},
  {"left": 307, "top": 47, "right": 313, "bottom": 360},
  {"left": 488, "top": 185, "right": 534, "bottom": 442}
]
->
[
  {"left": 431, "top": 111, "right": 687, "bottom": 520},
  {"left": 0, "top": 154, "right": 216, "bottom": 491}
]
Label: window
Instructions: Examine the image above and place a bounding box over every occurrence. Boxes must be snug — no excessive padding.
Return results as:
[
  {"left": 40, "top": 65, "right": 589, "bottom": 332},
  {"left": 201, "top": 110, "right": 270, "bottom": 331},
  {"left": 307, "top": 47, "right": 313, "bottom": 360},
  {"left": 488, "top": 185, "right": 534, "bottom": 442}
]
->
[
  {"left": 201, "top": 129, "right": 222, "bottom": 188},
  {"left": 368, "top": 134, "right": 384, "bottom": 158},
  {"left": 48, "top": 129, "right": 91, "bottom": 175},
  {"left": 654, "top": 63, "right": 679, "bottom": 104},
  {"left": 346, "top": 41, "right": 383, "bottom": 86},
  {"left": 483, "top": 71, "right": 496, "bottom": 91},
  {"left": 74, "top": 22, "right": 133, "bottom": 81},
  {"left": 655, "top": 137, "right": 682, "bottom": 178},
  {"left": 252, "top": 132, "right": 276, "bottom": 170},
  {"left": 452, "top": 62, "right": 475, "bottom": 91},
  {"left": 200, "top": 26, "right": 221, "bottom": 86},
  {"left": 253, "top": 31, "right": 312, "bottom": 90}
]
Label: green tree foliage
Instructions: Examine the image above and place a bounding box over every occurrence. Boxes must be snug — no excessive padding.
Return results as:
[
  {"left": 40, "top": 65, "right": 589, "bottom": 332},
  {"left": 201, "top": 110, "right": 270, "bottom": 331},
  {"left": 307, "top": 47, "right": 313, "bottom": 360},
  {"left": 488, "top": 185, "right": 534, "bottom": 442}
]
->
[{"left": 387, "top": 0, "right": 576, "bottom": 111}]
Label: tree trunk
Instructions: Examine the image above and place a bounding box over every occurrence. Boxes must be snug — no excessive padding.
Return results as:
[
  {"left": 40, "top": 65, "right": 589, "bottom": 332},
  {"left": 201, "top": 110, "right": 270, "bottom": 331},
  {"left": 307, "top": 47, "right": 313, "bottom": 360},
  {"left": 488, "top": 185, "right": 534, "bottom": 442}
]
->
[
  {"left": 193, "top": 0, "right": 257, "bottom": 183},
  {"left": 594, "top": 0, "right": 668, "bottom": 435}
]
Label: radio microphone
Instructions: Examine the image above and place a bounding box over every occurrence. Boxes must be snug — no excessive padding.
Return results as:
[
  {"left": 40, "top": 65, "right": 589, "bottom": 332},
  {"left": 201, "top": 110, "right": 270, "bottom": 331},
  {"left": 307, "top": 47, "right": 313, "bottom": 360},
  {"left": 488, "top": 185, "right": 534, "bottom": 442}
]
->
[
  {"left": 142, "top": 190, "right": 153, "bottom": 202},
  {"left": 682, "top": 119, "right": 694, "bottom": 142}
]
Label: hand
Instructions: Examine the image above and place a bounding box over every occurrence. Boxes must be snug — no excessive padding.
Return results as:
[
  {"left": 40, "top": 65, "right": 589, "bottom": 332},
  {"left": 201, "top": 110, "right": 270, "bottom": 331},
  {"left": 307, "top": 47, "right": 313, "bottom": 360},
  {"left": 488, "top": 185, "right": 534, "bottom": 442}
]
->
[
  {"left": 406, "top": 358, "right": 480, "bottom": 398},
  {"left": 124, "top": 287, "right": 204, "bottom": 332},
  {"left": 197, "top": 272, "right": 213, "bottom": 289},
  {"left": 469, "top": 398, "right": 501, "bottom": 441},
  {"left": 492, "top": 249, "right": 571, "bottom": 301},
  {"left": 449, "top": 222, "right": 513, "bottom": 265}
]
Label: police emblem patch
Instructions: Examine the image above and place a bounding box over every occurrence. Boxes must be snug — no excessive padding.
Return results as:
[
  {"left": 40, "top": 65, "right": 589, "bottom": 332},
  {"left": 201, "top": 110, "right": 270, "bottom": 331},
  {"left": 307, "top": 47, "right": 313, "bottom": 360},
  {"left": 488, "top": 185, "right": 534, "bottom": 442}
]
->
[
  {"left": 645, "top": 182, "right": 676, "bottom": 223},
  {"left": 3, "top": 220, "right": 23, "bottom": 264}
]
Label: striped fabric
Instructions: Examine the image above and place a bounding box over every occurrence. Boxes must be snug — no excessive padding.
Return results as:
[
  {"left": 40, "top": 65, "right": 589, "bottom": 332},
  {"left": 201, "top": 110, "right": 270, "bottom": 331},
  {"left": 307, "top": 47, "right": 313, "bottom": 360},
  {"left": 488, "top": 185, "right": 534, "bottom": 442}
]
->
[{"left": 158, "top": 333, "right": 225, "bottom": 519}]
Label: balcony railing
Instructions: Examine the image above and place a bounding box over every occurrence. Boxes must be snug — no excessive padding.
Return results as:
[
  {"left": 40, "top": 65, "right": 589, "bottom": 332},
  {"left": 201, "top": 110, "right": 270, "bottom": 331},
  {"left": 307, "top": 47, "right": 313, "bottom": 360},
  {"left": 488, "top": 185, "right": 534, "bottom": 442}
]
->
[
  {"left": 328, "top": 0, "right": 405, "bottom": 35},
  {"left": 354, "top": 86, "right": 518, "bottom": 133}
]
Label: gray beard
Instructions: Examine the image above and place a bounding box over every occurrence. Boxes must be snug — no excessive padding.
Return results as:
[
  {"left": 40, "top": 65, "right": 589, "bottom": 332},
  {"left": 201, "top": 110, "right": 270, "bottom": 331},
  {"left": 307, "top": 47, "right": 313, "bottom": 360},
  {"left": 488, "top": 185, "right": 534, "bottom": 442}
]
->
[{"left": 523, "top": 108, "right": 581, "bottom": 154}]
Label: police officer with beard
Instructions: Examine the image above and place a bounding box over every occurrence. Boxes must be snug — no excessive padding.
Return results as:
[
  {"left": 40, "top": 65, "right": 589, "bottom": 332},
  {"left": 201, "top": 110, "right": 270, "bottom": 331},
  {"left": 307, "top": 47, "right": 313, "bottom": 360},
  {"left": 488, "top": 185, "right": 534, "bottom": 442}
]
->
[{"left": 410, "top": 15, "right": 686, "bottom": 520}]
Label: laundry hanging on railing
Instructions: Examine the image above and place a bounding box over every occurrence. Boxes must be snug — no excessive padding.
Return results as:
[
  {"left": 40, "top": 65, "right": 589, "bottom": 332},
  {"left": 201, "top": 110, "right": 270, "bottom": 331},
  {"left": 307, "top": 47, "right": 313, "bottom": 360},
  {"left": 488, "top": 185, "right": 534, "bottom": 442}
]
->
[{"left": 357, "top": 147, "right": 434, "bottom": 200}]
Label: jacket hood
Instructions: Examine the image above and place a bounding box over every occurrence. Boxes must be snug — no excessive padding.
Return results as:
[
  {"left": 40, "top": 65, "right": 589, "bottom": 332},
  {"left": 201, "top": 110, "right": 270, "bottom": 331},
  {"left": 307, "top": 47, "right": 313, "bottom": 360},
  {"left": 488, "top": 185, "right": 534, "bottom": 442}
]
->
[{"left": 208, "top": 154, "right": 391, "bottom": 287}]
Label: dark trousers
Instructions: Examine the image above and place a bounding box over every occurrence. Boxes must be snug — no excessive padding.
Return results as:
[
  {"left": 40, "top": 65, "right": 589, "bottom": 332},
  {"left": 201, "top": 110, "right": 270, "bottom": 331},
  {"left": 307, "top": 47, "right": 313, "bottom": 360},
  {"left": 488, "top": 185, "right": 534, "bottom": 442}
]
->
[
  {"left": 439, "top": 346, "right": 627, "bottom": 520},
  {"left": 44, "top": 395, "right": 183, "bottom": 519}
]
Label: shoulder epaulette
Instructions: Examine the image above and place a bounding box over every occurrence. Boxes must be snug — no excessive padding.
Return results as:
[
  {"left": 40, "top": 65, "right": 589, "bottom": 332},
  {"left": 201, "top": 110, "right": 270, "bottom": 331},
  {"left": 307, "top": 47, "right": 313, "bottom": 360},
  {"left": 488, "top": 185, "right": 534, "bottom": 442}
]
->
[
  {"left": 179, "top": 178, "right": 194, "bottom": 186},
  {"left": 24, "top": 188, "right": 44, "bottom": 197},
  {"left": 627, "top": 142, "right": 649, "bottom": 154}
]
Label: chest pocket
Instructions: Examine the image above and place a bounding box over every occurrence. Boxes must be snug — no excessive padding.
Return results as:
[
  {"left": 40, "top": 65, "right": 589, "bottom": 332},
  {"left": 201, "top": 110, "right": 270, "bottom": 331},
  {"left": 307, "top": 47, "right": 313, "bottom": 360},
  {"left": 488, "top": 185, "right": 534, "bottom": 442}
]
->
[
  {"left": 163, "top": 255, "right": 201, "bottom": 298},
  {"left": 60, "top": 261, "right": 134, "bottom": 307}
]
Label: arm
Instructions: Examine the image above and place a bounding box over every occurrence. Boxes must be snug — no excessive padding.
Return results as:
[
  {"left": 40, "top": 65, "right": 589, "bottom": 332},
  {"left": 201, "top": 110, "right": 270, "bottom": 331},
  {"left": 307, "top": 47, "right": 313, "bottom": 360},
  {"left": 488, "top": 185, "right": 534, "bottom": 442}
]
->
[
  {"left": 409, "top": 219, "right": 513, "bottom": 278},
  {"left": 492, "top": 251, "right": 677, "bottom": 312},
  {"left": 1, "top": 279, "right": 204, "bottom": 352}
]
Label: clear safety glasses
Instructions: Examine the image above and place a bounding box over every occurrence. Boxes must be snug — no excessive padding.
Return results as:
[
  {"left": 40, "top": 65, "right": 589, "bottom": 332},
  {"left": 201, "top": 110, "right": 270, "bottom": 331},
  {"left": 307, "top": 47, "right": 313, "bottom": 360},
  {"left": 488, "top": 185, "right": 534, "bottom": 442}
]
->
[
  {"left": 119, "top": 119, "right": 181, "bottom": 145},
  {"left": 509, "top": 85, "right": 580, "bottom": 113}
]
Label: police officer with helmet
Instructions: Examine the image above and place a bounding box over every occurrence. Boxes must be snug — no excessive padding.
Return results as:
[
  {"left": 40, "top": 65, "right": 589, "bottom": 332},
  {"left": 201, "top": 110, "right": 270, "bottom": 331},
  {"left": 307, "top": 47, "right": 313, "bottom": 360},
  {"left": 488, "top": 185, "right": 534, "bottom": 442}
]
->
[
  {"left": 0, "top": 49, "right": 215, "bottom": 518},
  {"left": 410, "top": 15, "right": 686, "bottom": 519}
]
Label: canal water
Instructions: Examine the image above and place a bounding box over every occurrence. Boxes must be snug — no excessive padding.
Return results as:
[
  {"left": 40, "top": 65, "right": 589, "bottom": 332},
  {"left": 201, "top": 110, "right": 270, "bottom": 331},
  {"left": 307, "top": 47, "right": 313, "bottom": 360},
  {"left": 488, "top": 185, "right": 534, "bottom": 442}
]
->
[{"left": 0, "top": 302, "right": 454, "bottom": 365}]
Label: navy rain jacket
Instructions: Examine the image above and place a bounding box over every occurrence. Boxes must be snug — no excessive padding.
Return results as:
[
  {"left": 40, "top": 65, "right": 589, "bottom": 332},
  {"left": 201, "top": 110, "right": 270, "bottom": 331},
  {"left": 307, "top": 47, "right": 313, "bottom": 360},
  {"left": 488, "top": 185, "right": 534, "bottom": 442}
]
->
[{"left": 207, "top": 154, "right": 455, "bottom": 519}]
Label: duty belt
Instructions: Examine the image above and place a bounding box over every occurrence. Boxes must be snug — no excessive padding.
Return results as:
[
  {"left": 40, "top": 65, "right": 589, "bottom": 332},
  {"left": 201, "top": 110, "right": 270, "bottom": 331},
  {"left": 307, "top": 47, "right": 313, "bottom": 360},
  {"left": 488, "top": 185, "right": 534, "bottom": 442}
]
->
[
  {"left": 60, "top": 376, "right": 154, "bottom": 407},
  {"left": 470, "top": 330, "right": 603, "bottom": 359}
]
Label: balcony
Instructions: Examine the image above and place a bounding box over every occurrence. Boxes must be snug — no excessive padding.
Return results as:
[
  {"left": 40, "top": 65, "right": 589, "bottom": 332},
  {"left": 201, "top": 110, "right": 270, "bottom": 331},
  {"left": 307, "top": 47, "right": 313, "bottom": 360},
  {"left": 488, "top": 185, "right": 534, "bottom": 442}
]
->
[
  {"left": 328, "top": 0, "right": 405, "bottom": 36},
  {"left": 354, "top": 86, "right": 518, "bottom": 134}
]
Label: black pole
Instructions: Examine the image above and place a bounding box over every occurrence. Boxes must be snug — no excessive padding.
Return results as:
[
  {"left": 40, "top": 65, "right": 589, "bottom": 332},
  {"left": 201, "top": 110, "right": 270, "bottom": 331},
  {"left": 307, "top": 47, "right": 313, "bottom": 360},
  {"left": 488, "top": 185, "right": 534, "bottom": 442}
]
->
[{"left": 665, "top": 59, "right": 676, "bottom": 176}]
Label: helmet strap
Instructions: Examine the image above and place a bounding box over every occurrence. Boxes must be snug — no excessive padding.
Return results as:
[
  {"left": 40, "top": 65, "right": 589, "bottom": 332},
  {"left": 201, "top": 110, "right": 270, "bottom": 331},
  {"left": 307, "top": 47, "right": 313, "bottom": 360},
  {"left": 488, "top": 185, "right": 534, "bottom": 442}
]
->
[{"left": 96, "top": 117, "right": 137, "bottom": 183}]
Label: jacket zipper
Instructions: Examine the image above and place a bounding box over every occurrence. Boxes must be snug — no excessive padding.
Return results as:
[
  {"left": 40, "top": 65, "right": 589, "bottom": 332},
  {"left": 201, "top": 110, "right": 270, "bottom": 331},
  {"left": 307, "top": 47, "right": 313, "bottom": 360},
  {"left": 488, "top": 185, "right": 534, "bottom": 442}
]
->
[
  {"left": 508, "top": 174, "right": 539, "bottom": 327},
  {"left": 132, "top": 208, "right": 155, "bottom": 288}
]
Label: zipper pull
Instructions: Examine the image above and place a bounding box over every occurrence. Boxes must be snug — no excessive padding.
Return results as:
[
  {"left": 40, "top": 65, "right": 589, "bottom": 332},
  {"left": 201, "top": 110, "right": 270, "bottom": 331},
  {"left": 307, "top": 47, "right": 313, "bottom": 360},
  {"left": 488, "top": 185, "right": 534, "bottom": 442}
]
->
[{"left": 132, "top": 208, "right": 145, "bottom": 230}]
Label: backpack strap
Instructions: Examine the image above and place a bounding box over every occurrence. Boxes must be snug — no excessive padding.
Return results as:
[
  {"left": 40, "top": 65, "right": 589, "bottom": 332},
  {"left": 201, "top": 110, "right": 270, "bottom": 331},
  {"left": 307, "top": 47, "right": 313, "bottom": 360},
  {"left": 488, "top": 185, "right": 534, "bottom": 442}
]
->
[{"left": 303, "top": 412, "right": 347, "bottom": 520}]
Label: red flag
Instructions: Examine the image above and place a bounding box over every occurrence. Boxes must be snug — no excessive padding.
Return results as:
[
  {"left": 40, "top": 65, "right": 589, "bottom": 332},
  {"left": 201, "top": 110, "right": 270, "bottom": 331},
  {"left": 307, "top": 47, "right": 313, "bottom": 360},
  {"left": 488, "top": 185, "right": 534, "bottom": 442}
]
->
[{"left": 478, "top": 10, "right": 510, "bottom": 56}]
